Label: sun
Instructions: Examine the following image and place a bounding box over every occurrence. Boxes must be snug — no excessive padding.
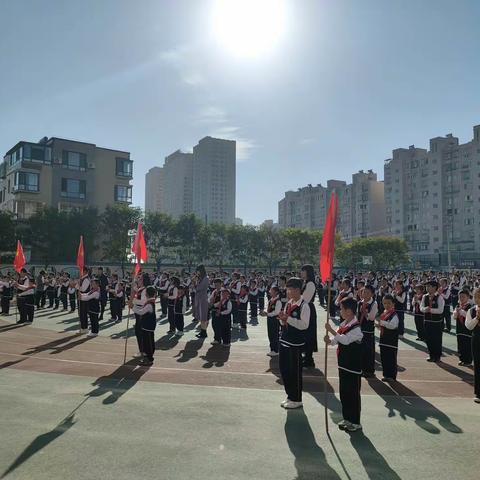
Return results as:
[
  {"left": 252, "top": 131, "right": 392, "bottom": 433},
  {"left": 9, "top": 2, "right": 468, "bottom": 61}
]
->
[{"left": 211, "top": 0, "right": 287, "bottom": 58}]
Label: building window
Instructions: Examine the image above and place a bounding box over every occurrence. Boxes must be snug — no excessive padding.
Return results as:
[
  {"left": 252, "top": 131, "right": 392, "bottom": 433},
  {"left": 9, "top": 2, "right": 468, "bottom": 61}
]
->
[
  {"left": 61, "top": 178, "right": 86, "bottom": 199},
  {"left": 23, "top": 144, "right": 51, "bottom": 163},
  {"left": 115, "top": 185, "right": 132, "bottom": 203},
  {"left": 62, "top": 150, "right": 87, "bottom": 171},
  {"left": 14, "top": 171, "right": 39, "bottom": 192},
  {"left": 116, "top": 158, "right": 133, "bottom": 178}
]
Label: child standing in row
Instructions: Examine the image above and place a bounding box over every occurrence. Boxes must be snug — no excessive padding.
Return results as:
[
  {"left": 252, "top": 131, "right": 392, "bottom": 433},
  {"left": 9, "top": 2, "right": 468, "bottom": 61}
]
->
[
  {"left": 465, "top": 288, "right": 480, "bottom": 404},
  {"left": 454, "top": 288, "right": 473, "bottom": 366},
  {"left": 376, "top": 294, "right": 399, "bottom": 382}
]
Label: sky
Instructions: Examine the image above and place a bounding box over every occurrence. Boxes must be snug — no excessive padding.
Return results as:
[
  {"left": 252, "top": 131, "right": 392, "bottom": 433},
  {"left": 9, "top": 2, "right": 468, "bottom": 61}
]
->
[{"left": 1, "top": 0, "right": 480, "bottom": 225}]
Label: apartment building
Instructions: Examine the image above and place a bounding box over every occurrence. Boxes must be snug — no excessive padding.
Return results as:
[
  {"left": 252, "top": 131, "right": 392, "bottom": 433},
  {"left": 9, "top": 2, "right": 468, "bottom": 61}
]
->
[{"left": 145, "top": 166, "right": 165, "bottom": 213}]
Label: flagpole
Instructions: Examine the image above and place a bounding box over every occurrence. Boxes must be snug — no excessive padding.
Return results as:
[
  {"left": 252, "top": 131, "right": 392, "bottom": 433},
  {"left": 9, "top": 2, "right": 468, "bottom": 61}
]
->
[{"left": 324, "top": 279, "right": 332, "bottom": 434}]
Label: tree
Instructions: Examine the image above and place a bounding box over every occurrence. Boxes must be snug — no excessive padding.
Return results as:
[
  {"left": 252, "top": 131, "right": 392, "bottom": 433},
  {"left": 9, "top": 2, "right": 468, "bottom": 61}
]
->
[
  {"left": 174, "top": 214, "right": 203, "bottom": 270},
  {"left": 144, "top": 212, "right": 176, "bottom": 269},
  {"left": 101, "top": 204, "right": 142, "bottom": 271},
  {"left": 336, "top": 237, "right": 410, "bottom": 272},
  {"left": 257, "top": 226, "right": 285, "bottom": 274},
  {"left": 283, "top": 228, "right": 323, "bottom": 269},
  {"left": 0, "top": 211, "right": 15, "bottom": 263}
]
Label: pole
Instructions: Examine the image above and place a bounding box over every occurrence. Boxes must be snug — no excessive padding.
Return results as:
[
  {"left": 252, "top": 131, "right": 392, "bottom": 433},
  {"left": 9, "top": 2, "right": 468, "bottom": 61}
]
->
[
  {"left": 123, "top": 305, "right": 131, "bottom": 364},
  {"left": 324, "top": 279, "right": 332, "bottom": 434}
]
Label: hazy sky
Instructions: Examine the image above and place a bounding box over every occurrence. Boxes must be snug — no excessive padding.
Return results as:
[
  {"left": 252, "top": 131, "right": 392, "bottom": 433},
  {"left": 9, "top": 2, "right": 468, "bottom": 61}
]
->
[{"left": 1, "top": 0, "right": 480, "bottom": 224}]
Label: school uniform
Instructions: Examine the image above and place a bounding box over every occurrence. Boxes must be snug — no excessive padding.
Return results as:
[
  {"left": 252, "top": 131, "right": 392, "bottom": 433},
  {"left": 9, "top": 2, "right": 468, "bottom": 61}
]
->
[
  {"left": 465, "top": 306, "right": 480, "bottom": 399},
  {"left": 450, "top": 282, "right": 460, "bottom": 309},
  {"left": 46, "top": 279, "right": 55, "bottom": 308},
  {"left": 331, "top": 317, "right": 363, "bottom": 425},
  {"left": 376, "top": 284, "right": 391, "bottom": 315},
  {"left": 266, "top": 296, "right": 282, "bottom": 353},
  {"left": 329, "top": 279, "right": 339, "bottom": 318},
  {"left": 393, "top": 289, "right": 406, "bottom": 336},
  {"left": 134, "top": 300, "right": 156, "bottom": 363},
  {"left": 412, "top": 294, "right": 425, "bottom": 341},
  {"left": 60, "top": 280, "right": 69, "bottom": 310},
  {"left": 174, "top": 293, "right": 187, "bottom": 333},
  {"left": 183, "top": 277, "right": 192, "bottom": 310},
  {"left": 237, "top": 293, "right": 249, "bottom": 329},
  {"left": 334, "top": 288, "right": 354, "bottom": 320},
  {"left": 420, "top": 293, "right": 445, "bottom": 361},
  {"left": 158, "top": 277, "right": 169, "bottom": 317},
  {"left": 378, "top": 309, "right": 399, "bottom": 380},
  {"left": 78, "top": 275, "right": 91, "bottom": 331},
  {"left": 68, "top": 286, "right": 76, "bottom": 312},
  {"left": 0, "top": 280, "right": 12, "bottom": 315},
  {"left": 358, "top": 298, "right": 378, "bottom": 376},
  {"left": 167, "top": 285, "right": 178, "bottom": 333},
  {"left": 230, "top": 280, "right": 241, "bottom": 325},
  {"left": 455, "top": 302, "right": 473, "bottom": 365},
  {"left": 210, "top": 289, "right": 222, "bottom": 342},
  {"left": 219, "top": 298, "right": 233, "bottom": 345},
  {"left": 301, "top": 280, "right": 318, "bottom": 367},
  {"left": 279, "top": 299, "right": 310, "bottom": 404},
  {"left": 439, "top": 286, "right": 452, "bottom": 332},
  {"left": 17, "top": 276, "right": 36, "bottom": 324},
  {"left": 133, "top": 287, "right": 147, "bottom": 353},
  {"left": 98, "top": 273, "right": 109, "bottom": 320},
  {"left": 249, "top": 287, "right": 258, "bottom": 319},
  {"left": 80, "top": 289, "right": 100, "bottom": 335},
  {"left": 258, "top": 286, "right": 266, "bottom": 312}
]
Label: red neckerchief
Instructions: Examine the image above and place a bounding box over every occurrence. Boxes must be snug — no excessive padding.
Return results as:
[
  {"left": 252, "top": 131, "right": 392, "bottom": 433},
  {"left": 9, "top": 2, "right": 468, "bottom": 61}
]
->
[
  {"left": 359, "top": 300, "right": 369, "bottom": 324},
  {"left": 336, "top": 318, "right": 360, "bottom": 356},
  {"left": 379, "top": 308, "right": 395, "bottom": 335},
  {"left": 268, "top": 296, "right": 279, "bottom": 311},
  {"left": 457, "top": 303, "right": 469, "bottom": 324}
]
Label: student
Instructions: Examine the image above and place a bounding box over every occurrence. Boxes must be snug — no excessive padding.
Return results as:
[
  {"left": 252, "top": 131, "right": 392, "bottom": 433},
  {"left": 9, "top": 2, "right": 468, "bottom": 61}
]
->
[
  {"left": 465, "top": 288, "right": 480, "bottom": 403},
  {"left": 237, "top": 284, "right": 249, "bottom": 330},
  {"left": 218, "top": 288, "right": 233, "bottom": 347},
  {"left": 412, "top": 284, "right": 426, "bottom": 341},
  {"left": 158, "top": 272, "right": 170, "bottom": 318},
  {"left": 79, "top": 279, "right": 100, "bottom": 337},
  {"left": 257, "top": 279, "right": 266, "bottom": 313},
  {"left": 300, "top": 264, "right": 317, "bottom": 368},
  {"left": 454, "top": 288, "right": 473, "bottom": 366},
  {"left": 278, "top": 276, "right": 287, "bottom": 309},
  {"left": 248, "top": 279, "right": 259, "bottom": 320},
  {"left": 210, "top": 278, "right": 223, "bottom": 345},
  {"left": 334, "top": 279, "right": 354, "bottom": 320},
  {"left": 132, "top": 286, "right": 157, "bottom": 366},
  {"left": 68, "top": 280, "right": 77, "bottom": 313},
  {"left": 325, "top": 297, "right": 363, "bottom": 432},
  {"left": 229, "top": 273, "right": 241, "bottom": 327},
  {"left": 0, "top": 275, "right": 12, "bottom": 315},
  {"left": 393, "top": 280, "right": 406, "bottom": 337},
  {"left": 59, "top": 274, "right": 69, "bottom": 311},
  {"left": 420, "top": 280, "right": 445, "bottom": 362},
  {"left": 132, "top": 273, "right": 150, "bottom": 359},
  {"left": 439, "top": 278, "right": 452, "bottom": 333},
  {"left": 376, "top": 294, "right": 399, "bottom": 382},
  {"left": 167, "top": 276, "right": 179, "bottom": 334},
  {"left": 46, "top": 274, "right": 55, "bottom": 309},
  {"left": 174, "top": 285, "right": 187, "bottom": 336},
  {"left": 278, "top": 277, "right": 310, "bottom": 409},
  {"left": 114, "top": 281, "right": 125, "bottom": 322},
  {"left": 16, "top": 269, "right": 36, "bottom": 325},
  {"left": 77, "top": 269, "right": 91, "bottom": 334},
  {"left": 260, "top": 285, "right": 282, "bottom": 356},
  {"left": 358, "top": 284, "right": 378, "bottom": 378}
]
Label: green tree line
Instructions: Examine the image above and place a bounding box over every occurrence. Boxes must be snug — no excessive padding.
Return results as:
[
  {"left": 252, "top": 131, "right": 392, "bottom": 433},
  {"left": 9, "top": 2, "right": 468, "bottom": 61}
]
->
[{"left": 0, "top": 206, "right": 410, "bottom": 272}]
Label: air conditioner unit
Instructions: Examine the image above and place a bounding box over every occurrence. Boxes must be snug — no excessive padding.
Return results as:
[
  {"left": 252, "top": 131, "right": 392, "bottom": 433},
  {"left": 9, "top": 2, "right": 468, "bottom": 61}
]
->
[{"left": 88, "top": 163, "right": 95, "bottom": 169}]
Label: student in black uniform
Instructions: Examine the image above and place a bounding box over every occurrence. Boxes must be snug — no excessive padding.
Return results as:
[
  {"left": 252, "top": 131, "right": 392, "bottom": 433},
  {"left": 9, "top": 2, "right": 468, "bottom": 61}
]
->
[
  {"left": 278, "top": 277, "right": 310, "bottom": 409},
  {"left": 167, "top": 276, "right": 179, "bottom": 334},
  {"left": 218, "top": 288, "right": 232, "bottom": 347},
  {"left": 325, "top": 297, "right": 363, "bottom": 432},
  {"left": 174, "top": 285, "right": 187, "bottom": 336},
  {"left": 132, "top": 286, "right": 157, "bottom": 366},
  {"left": 77, "top": 268, "right": 91, "bottom": 334},
  {"left": 80, "top": 279, "right": 100, "bottom": 337},
  {"left": 0, "top": 274, "right": 13, "bottom": 315},
  {"left": 237, "top": 284, "right": 249, "bottom": 331},
  {"left": 439, "top": 277, "right": 452, "bottom": 333},
  {"left": 260, "top": 285, "right": 282, "bottom": 357},
  {"left": 358, "top": 284, "right": 378, "bottom": 378},
  {"left": 454, "top": 288, "right": 473, "bottom": 366},
  {"left": 376, "top": 294, "right": 399, "bottom": 382},
  {"left": 412, "top": 284, "right": 425, "bottom": 341},
  {"left": 68, "top": 280, "right": 77, "bottom": 312},
  {"left": 16, "top": 269, "right": 36, "bottom": 324},
  {"left": 257, "top": 279, "right": 266, "bottom": 313},
  {"left": 59, "top": 273, "right": 69, "bottom": 311},
  {"left": 465, "top": 288, "right": 480, "bottom": 403},
  {"left": 248, "top": 279, "right": 258, "bottom": 321},
  {"left": 210, "top": 278, "right": 223, "bottom": 345},
  {"left": 300, "top": 264, "right": 317, "bottom": 368},
  {"left": 393, "top": 280, "right": 406, "bottom": 337},
  {"left": 420, "top": 280, "right": 445, "bottom": 362}
]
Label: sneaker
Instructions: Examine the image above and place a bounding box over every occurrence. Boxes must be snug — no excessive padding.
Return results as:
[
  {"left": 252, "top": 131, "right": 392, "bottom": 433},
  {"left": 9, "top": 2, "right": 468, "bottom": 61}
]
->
[
  {"left": 345, "top": 423, "right": 362, "bottom": 432},
  {"left": 280, "top": 398, "right": 289, "bottom": 407},
  {"left": 338, "top": 420, "right": 350, "bottom": 430},
  {"left": 474, "top": 397, "right": 480, "bottom": 404},
  {"left": 133, "top": 352, "right": 143, "bottom": 358},
  {"left": 211, "top": 340, "right": 220, "bottom": 345},
  {"left": 24, "top": 321, "right": 33, "bottom": 325},
  {"left": 86, "top": 332, "right": 98, "bottom": 338},
  {"left": 381, "top": 377, "right": 394, "bottom": 382},
  {"left": 458, "top": 361, "right": 465, "bottom": 366},
  {"left": 139, "top": 359, "right": 153, "bottom": 366},
  {"left": 167, "top": 329, "right": 175, "bottom": 334},
  {"left": 283, "top": 400, "right": 303, "bottom": 409},
  {"left": 77, "top": 328, "right": 88, "bottom": 334},
  {"left": 426, "top": 357, "right": 435, "bottom": 362},
  {"left": 267, "top": 351, "right": 279, "bottom": 357},
  {"left": 176, "top": 330, "right": 184, "bottom": 336}
]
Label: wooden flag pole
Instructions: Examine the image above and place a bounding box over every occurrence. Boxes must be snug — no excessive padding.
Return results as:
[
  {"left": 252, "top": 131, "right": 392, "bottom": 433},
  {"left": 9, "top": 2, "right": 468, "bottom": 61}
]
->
[
  {"left": 324, "top": 279, "right": 332, "bottom": 434},
  {"left": 123, "top": 304, "right": 131, "bottom": 365}
]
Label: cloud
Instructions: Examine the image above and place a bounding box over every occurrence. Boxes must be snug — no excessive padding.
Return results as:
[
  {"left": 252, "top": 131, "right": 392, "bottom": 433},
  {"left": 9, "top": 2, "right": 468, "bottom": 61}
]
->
[
  {"left": 196, "top": 106, "right": 228, "bottom": 124},
  {"left": 159, "top": 45, "right": 206, "bottom": 87},
  {"left": 299, "top": 137, "right": 316, "bottom": 145}
]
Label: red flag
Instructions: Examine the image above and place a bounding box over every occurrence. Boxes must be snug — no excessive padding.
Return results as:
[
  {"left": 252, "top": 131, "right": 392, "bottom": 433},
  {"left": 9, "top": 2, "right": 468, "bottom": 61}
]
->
[
  {"left": 320, "top": 192, "right": 338, "bottom": 283},
  {"left": 131, "top": 222, "right": 147, "bottom": 275},
  {"left": 76, "top": 236, "right": 85, "bottom": 276},
  {"left": 13, "top": 240, "right": 26, "bottom": 273}
]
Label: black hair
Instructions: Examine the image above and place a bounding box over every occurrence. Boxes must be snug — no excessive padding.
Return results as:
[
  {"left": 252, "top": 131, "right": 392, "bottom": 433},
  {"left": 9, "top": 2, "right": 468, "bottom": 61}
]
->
[
  {"left": 270, "top": 286, "right": 280, "bottom": 296},
  {"left": 286, "top": 277, "right": 303, "bottom": 290},
  {"left": 340, "top": 297, "right": 357, "bottom": 314},
  {"left": 364, "top": 284, "right": 375, "bottom": 295},
  {"left": 383, "top": 293, "right": 395, "bottom": 303},
  {"left": 196, "top": 264, "right": 207, "bottom": 279},
  {"left": 141, "top": 272, "right": 151, "bottom": 287},
  {"left": 426, "top": 280, "right": 439, "bottom": 289},
  {"left": 145, "top": 286, "right": 156, "bottom": 298},
  {"left": 301, "top": 264, "right": 315, "bottom": 283}
]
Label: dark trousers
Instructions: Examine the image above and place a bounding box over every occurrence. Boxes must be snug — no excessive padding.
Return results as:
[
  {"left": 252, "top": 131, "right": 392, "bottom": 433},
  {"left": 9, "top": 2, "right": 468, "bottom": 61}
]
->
[
  {"left": 258, "top": 296, "right": 265, "bottom": 312},
  {"left": 443, "top": 305, "right": 451, "bottom": 331},
  {"left": 457, "top": 334, "right": 473, "bottom": 364},
  {"left": 397, "top": 311, "right": 405, "bottom": 336},
  {"left": 69, "top": 295, "right": 76, "bottom": 312},
  {"left": 167, "top": 304, "right": 175, "bottom": 331},
  {"left": 267, "top": 316, "right": 279, "bottom": 352},
  {"left": 60, "top": 293, "right": 67, "bottom": 310},
  {"left": 18, "top": 295, "right": 34, "bottom": 323},
  {"left": 134, "top": 313, "right": 143, "bottom": 353},
  {"left": 1, "top": 296, "right": 10, "bottom": 314},
  {"left": 46, "top": 289, "right": 54, "bottom": 308},
  {"left": 212, "top": 311, "right": 221, "bottom": 341},
  {"left": 339, "top": 369, "right": 361, "bottom": 424},
  {"left": 329, "top": 292, "right": 337, "bottom": 318},
  {"left": 425, "top": 321, "right": 443, "bottom": 360},
  {"left": 361, "top": 333, "right": 375, "bottom": 375},
  {"left": 380, "top": 345, "right": 398, "bottom": 379},
  {"left": 88, "top": 311, "right": 99, "bottom": 334},
  {"left": 142, "top": 329, "right": 155, "bottom": 362},
  {"left": 250, "top": 301, "right": 258, "bottom": 318},
  {"left": 279, "top": 344, "right": 303, "bottom": 402},
  {"left": 160, "top": 295, "right": 168, "bottom": 316},
  {"left": 174, "top": 313, "right": 184, "bottom": 332},
  {"left": 473, "top": 335, "right": 480, "bottom": 397},
  {"left": 35, "top": 290, "right": 46, "bottom": 308},
  {"left": 79, "top": 301, "right": 89, "bottom": 330},
  {"left": 414, "top": 313, "right": 425, "bottom": 340},
  {"left": 100, "top": 292, "right": 107, "bottom": 318},
  {"left": 232, "top": 302, "right": 238, "bottom": 324},
  {"left": 220, "top": 316, "right": 231, "bottom": 344},
  {"left": 238, "top": 310, "right": 247, "bottom": 329}
]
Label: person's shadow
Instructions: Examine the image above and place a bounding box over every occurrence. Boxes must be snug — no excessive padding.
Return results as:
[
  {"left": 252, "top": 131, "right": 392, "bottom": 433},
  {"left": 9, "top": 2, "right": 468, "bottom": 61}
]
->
[
  {"left": 175, "top": 338, "right": 205, "bottom": 363},
  {"left": 284, "top": 409, "right": 341, "bottom": 479},
  {"left": 201, "top": 345, "right": 230, "bottom": 368}
]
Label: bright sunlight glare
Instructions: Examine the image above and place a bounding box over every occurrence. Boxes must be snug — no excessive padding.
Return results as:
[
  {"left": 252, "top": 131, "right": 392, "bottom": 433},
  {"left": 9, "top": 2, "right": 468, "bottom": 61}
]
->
[{"left": 211, "top": 0, "right": 287, "bottom": 58}]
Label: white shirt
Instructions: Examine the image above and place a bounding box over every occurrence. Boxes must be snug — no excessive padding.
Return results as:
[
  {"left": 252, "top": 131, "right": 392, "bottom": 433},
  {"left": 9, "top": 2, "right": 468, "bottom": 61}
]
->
[
  {"left": 330, "top": 317, "right": 363, "bottom": 346},
  {"left": 379, "top": 311, "right": 399, "bottom": 330},
  {"left": 302, "top": 281, "right": 316, "bottom": 304},
  {"left": 420, "top": 293, "right": 445, "bottom": 314},
  {"left": 465, "top": 306, "right": 480, "bottom": 331},
  {"left": 267, "top": 298, "right": 282, "bottom": 317},
  {"left": 285, "top": 298, "right": 310, "bottom": 330},
  {"left": 133, "top": 302, "right": 154, "bottom": 316}
]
